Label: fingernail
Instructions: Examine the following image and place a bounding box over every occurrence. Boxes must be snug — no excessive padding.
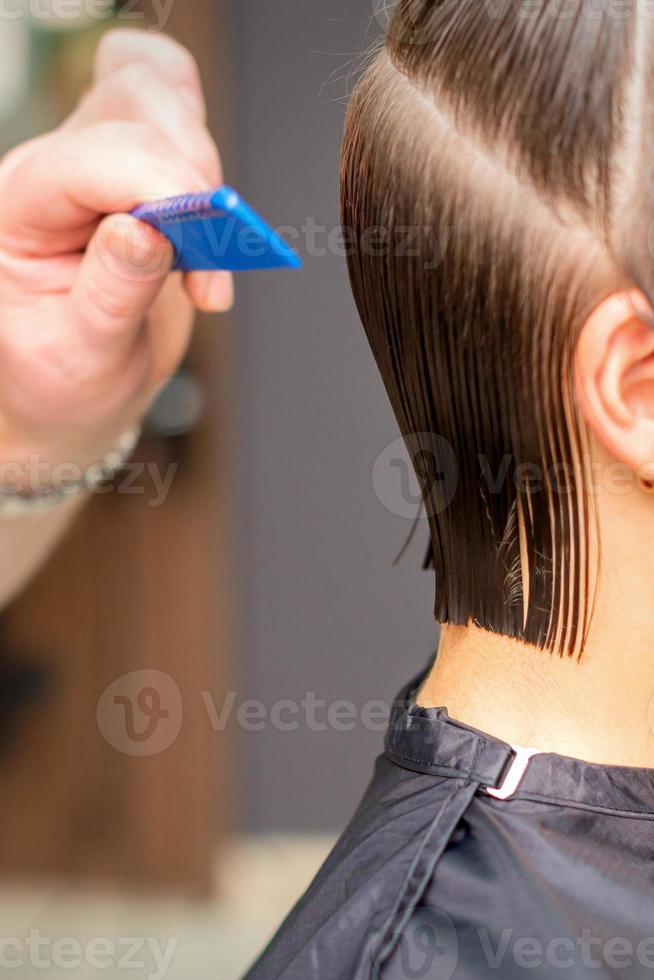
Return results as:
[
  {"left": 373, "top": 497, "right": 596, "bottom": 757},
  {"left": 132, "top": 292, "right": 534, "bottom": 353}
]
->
[{"left": 201, "top": 272, "right": 234, "bottom": 312}]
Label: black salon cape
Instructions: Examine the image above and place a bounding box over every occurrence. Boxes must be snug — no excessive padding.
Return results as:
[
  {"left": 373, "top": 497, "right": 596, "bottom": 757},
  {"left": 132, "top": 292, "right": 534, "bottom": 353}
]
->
[{"left": 243, "top": 670, "right": 654, "bottom": 979}]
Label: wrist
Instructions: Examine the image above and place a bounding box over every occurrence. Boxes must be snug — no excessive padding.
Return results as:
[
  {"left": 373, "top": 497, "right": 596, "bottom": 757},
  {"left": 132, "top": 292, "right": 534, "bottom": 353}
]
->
[{"left": 0, "top": 423, "right": 142, "bottom": 509}]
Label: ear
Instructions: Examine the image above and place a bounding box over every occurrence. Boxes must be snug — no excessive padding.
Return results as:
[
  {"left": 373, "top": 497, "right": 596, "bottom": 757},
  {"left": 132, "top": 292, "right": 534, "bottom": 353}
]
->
[{"left": 575, "top": 290, "right": 654, "bottom": 479}]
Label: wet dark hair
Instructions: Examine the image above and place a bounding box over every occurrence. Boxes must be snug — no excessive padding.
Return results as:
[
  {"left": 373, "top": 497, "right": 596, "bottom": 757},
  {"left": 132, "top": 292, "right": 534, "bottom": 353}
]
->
[{"left": 340, "top": 0, "right": 651, "bottom": 657}]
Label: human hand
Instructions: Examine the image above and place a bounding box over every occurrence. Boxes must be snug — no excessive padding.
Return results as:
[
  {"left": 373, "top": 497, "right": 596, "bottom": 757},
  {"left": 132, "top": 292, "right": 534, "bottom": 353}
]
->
[{"left": 0, "top": 28, "right": 231, "bottom": 486}]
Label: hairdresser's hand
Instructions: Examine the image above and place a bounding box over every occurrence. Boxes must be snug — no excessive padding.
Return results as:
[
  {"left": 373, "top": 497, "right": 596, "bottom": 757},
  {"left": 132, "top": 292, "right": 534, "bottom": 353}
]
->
[{"left": 0, "top": 28, "right": 231, "bottom": 482}]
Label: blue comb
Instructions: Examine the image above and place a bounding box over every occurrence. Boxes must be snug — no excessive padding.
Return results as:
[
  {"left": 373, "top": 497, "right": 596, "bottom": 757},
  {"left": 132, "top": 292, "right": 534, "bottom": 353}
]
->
[{"left": 131, "top": 185, "right": 302, "bottom": 272}]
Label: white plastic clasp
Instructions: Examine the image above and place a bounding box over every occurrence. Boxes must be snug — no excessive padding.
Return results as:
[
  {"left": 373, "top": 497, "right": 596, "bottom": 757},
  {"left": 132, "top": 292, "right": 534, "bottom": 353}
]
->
[{"left": 486, "top": 746, "right": 543, "bottom": 800}]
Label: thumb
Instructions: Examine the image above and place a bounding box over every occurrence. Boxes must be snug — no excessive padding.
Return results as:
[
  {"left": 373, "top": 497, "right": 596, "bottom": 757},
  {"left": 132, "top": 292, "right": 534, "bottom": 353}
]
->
[{"left": 70, "top": 213, "right": 173, "bottom": 357}]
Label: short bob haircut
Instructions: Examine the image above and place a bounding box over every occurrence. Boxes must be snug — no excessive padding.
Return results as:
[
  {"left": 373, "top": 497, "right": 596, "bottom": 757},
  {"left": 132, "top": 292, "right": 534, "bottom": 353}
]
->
[{"left": 341, "top": 0, "right": 654, "bottom": 657}]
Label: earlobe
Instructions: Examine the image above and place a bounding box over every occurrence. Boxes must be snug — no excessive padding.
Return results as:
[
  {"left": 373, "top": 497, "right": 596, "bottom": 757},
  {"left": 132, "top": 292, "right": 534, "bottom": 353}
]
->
[{"left": 575, "top": 290, "right": 654, "bottom": 476}]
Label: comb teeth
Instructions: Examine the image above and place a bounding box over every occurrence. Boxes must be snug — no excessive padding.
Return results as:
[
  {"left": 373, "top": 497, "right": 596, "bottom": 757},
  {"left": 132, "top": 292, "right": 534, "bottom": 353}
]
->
[
  {"left": 133, "top": 190, "right": 218, "bottom": 222},
  {"left": 130, "top": 185, "right": 303, "bottom": 272}
]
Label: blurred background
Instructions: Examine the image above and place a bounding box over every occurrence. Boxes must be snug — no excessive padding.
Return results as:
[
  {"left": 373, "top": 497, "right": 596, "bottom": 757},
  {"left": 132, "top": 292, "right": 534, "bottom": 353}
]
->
[{"left": 0, "top": 1, "right": 437, "bottom": 976}]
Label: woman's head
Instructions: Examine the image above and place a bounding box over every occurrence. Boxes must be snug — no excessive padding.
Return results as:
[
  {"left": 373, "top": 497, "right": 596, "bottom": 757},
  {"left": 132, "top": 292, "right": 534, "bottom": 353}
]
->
[{"left": 341, "top": 0, "right": 654, "bottom": 657}]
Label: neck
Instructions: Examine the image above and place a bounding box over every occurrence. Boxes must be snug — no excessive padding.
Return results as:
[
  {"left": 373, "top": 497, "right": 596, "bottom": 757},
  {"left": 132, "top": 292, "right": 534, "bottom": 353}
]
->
[
  {"left": 418, "top": 496, "right": 654, "bottom": 767},
  {"left": 418, "top": 444, "right": 654, "bottom": 767},
  {"left": 418, "top": 624, "right": 654, "bottom": 767}
]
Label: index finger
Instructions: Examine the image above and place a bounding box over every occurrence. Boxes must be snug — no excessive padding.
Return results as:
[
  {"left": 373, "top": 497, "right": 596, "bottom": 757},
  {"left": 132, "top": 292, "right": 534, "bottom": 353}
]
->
[
  {"left": 0, "top": 122, "right": 208, "bottom": 255},
  {"left": 94, "top": 29, "right": 206, "bottom": 119}
]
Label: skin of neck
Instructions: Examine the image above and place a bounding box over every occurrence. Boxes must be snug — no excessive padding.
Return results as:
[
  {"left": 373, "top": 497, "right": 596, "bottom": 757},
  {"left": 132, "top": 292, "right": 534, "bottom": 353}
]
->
[{"left": 417, "top": 444, "right": 654, "bottom": 768}]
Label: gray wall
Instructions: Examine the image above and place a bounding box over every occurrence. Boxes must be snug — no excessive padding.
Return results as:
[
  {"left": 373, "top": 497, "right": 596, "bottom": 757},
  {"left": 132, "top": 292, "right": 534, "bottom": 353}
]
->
[{"left": 232, "top": 1, "right": 438, "bottom": 833}]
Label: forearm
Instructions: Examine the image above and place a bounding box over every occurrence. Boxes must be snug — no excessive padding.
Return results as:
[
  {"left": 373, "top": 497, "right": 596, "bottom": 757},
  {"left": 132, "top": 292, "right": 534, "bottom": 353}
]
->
[{"left": 0, "top": 493, "right": 86, "bottom": 611}]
